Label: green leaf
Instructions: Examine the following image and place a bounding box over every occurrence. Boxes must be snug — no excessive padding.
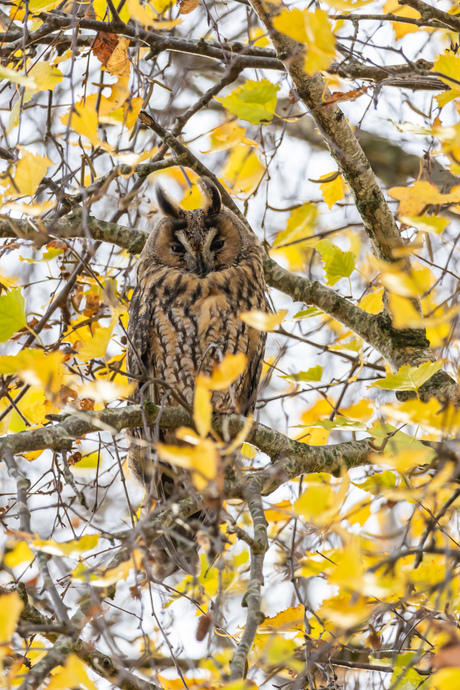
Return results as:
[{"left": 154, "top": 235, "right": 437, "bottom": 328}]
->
[
  {"left": 353, "top": 470, "right": 397, "bottom": 494},
  {"left": 293, "top": 307, "right": 323, "bottom": 320},
  {"left": 389, "top": 652, "right": 428, "bottom": 689},
  {"left": 280, "top": 365, "right": 323, "bottom": 383},
  {"left": 0, "top": 289, "right": 27, "bottom": 342},
  {"left": 370, "top": 361, "right": 443, "bottom": 392},
  {"left": 215, "top": 79, "right": 280, "bottom": 125},
  {"left": 315, "top": 240, "right": 356, "bottom": 286},
  {"left": 369, "top": 422, "right": 435, "bottom": 458}
]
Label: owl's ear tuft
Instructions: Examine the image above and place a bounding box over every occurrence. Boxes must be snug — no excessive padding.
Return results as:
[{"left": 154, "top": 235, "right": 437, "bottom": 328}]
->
[
  {"left": 156, "top": 185, "right": 185, "bottom": 219},
  {"left": 199, "top": 177, "right": 222, "bottom": 216}
]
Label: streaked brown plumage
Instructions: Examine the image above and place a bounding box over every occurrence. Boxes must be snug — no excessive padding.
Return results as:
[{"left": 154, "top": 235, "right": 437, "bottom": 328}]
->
[{"left": 127, "top": 178, "right": 267, "bottom": 577}]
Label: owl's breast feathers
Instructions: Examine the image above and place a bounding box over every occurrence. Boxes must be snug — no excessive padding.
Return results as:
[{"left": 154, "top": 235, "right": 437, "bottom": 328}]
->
[{"left": 127, "top": 246, "right": 267, "bottom": 414}]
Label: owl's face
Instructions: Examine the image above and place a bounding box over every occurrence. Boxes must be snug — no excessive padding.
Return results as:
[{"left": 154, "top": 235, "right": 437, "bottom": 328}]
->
[{"left": 140, "top": 178, "right": 255, "bottom": 278}]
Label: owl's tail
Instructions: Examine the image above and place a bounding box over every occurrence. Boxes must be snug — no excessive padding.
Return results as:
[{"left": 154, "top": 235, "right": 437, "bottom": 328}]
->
[{"left": 127, "top": 433, "right": 204, "bottom": 578}]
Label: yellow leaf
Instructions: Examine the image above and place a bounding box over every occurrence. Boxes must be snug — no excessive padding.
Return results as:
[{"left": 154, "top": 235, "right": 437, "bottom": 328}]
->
[
  {"left": 240, "top": 309, "right": 287, "bottom": 332},
  {"left": 372, "top": 447, "right": 434, "bottom": 474},
  {"left": 4, "top": 541, "right": 34, "bottom": 568},
  {"left": 107, "top": 36, "right": 131, "bottom": 77},
  {"left": 272, "top": 203, "right": 318, "bottom": 248},
  {"left": 0, "top": 349, "right": 64, "bottom": 395},
  {"left": 383, "top": 0, "right": 421, "bottom": 39},
  {"left": 258, "top": 605, "right": 305, "bottom": 633},
  {"left": 273, "top": 9, "right": 336, "bottom": 74},
  {"left": 382, "top": 398, "right": 460, "bottom": 437},
  {"left": 221, "top": 145, "right": 265, "bottom": 197},
  {"left": 180, "top": 184, "right": 205, "bottom": 210},
  {"left": 241, "top": 442, "right": 257, "bottom": 459},
  {"left": 0, "top": 593, "right": 24, "bottom": 643},
  {"left": 77, "top": 379, "right": 136, "bottom": 403},
  {"left": 207, "top": 353, "right": 247, "bottom": 390},
  {"left": 77, "top": 314, "right": 117, "bottom": 362},
  {"left": 31, "top": 535, "right": 99, "bottom": 557},
  {"left": 432, "top": 51, "right": 460, "bottom": 91},
  {"left": 205, "top": 120, "right": 258, "bottom": 153},
  {"left": 328, "top": 540, "right": 363, "bottom": 589},
  {"left": 194, "top": 380, "right": 212, "bottom": 437},
  {"left": 319, "top": 172, "right": 347, "bottom": 208},
  {"left": 430, "top": 668, "right": 460, "bottom": 689},
  {"left": 4, "top": 200, "right": 56, "bottom": 217},
  {"left": 126, "top": 0, "right": 181, "bottom": 28},
  {"left": 264, "top": 499, "right": 293, "bottom": 522},
  {"left": 358, "top": 289, "right": 384, "bottom": 314},
  {"left": 60, "top": 100, "right": 102, "bottom": 147},
  {"left": 248, "top": 26, "right": 270, "bottom": 47},
  {"left": 295, "top": 482, "right": 332, "bottom": 519},
  {"left": 122, "top": 96, "right": 144, "bottom": 129},
  {"left": 388, "top": 180, "right": 460, "bottom": 217},
  {"left": 157, "top": 435, "right": 218, "bottom": 489},
  {"left": 5, "top": 149, "right": 52, "bottom": 198},
  {"left": 0, "top": 288, "right": 26, "bottom": 342},
  {"left": 29, "top": 61, "right": 62, "bottom": 91},
  {"left": 47, "top": 654, "right": 97, "bottom": 690},
  {"left": 318, "top": 591, "right": 374, "bottom": 629},
  {"left": 0, "top": 65, "right": 36, "bottom": 88},
  {"left": 401, "top": 214, "right": 449, "bottom": 234}
]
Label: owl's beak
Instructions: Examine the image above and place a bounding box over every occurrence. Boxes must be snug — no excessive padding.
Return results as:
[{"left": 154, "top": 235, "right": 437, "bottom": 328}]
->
[{"left": 193, "top": 253, "right": 207, "bottom": 277}]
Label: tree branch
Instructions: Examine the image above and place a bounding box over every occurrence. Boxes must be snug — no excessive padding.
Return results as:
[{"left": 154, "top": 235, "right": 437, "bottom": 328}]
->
[
  {"left": 0, "top": 404, "right": 372, "bottom": 479},
  {"left": 229, "top": 478, "right": 268, "bottom": 680},
  {"left": 2, "top": 212, "right": 458, "bottom": 400},
  {"left": 249, "top": 0, "right": 404, "bottom": 266},
  {"left": 3, "top": 583, "right": 163, "bottom": 690}
]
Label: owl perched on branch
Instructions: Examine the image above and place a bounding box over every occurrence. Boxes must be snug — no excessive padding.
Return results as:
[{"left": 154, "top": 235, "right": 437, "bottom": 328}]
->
[{"left": 127, "top": 177, "right": 268, "bottom": 577}]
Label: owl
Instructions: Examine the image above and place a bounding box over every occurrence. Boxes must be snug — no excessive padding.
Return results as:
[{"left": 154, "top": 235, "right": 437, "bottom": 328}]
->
[{"left": 127, "top": 177, "right": 268, "bottom": 577}]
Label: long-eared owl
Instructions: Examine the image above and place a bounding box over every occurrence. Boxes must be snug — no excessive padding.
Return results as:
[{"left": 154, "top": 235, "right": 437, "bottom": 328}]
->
[{"left": 127, "top": 178, "right": 268, "bottom": 577}]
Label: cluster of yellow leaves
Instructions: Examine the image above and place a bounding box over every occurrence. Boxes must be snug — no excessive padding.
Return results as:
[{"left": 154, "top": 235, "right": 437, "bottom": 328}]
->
[
  {"left": 374, "top": 258, "right": 454, "bottom": 342},
  {"left": 273, "top": 9, "right": 336, "bottom": 75}
]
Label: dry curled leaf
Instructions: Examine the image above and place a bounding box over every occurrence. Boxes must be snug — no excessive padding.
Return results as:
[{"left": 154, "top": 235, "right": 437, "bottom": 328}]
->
[
  {"left": 107, "top": 37, "right": 131, "bottom": 77},
  {"left": 83, "top": 292, "right": 101, "bottom": 317},
  {"left": 79, "top": 398, "right": 95, "bottom": 411},
  {"left": 58, "top": 385, "right": 78, "bottom": 404},
  {"left": 92, "top": 32, "right": 119, "bottom": 67},
  {"left": 67, "top": 452, "right": 82, "bottom": 466},
  {"left": 323, "top": 87, "right": 368, "bottom": 105},
  {"left": 196, "top": 614, "right": 212, "bottom": 641},
  {"left": 178, "top": 0, "right": 200, "bottom": 13}
]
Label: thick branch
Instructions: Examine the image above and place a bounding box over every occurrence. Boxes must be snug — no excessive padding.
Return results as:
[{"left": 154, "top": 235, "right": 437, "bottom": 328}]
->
[
  {"left": 0, "top": 13, "right": 284, "bottom": 71},
  {"left": 399, "top": 0, "right": 460, "bottom": 31},
  {"left": 0, "top": 404, "right": 372, "bottom": 479},
  {"left": 249, "top": 0, "right": 403, "bottom": 265},
  {"left": 229, "top": 478, "right": 268, "bottom": 680}
]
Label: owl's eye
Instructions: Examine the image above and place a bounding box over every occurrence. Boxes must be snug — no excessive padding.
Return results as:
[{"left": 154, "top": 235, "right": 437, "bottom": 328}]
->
[
  {"left": 211, "top": 238, "right": 224, "bottom": 251},
  {"left": 171, "top": 242, "right": 185, "bottom": 254}
]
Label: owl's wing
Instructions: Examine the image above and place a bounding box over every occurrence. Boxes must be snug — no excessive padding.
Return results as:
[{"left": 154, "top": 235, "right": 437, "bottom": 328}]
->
[
  {"left": 126, "top": 278, "right": 156, "bottom": 388},
  {"left": 236, "top": 329, "right": 267, "bottom": 415}
]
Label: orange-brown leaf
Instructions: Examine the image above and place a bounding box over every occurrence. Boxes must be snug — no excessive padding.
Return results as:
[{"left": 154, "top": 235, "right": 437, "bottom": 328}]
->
[
  {"left": 178, "top": 0, "right": 200, "bottom": 12},
  {"left": 92, "top": 32, "right": 119, "bottom": 67}
]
